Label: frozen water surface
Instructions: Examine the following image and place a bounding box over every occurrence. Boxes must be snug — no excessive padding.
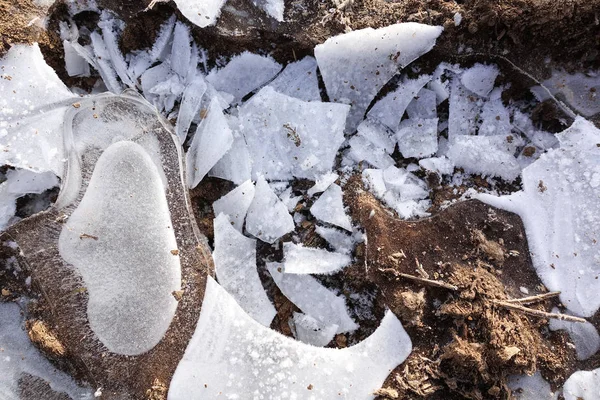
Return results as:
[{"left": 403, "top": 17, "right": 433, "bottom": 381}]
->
[
  {"left": 283, "top": 242, "right": 351, "bottom": 274},
  {"left": 310, "top": 183, "right": 353, "bottom": 231},
  {"left": 213, "top": 213, "right": 276, "bottom": 326},
  {"left": 212, "top": 180, "right": 256, "bottom": 232},
  {"left": 169, "top": 277, "right": 411, "bottom": 399},
  {"left": 246, "top": 176, "right": 294, "bottom": 243}
]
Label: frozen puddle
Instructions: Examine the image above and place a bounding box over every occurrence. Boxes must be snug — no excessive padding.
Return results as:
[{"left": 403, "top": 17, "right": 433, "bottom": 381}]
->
[{"left": 169, "top": 277, "right": 412, "bottom": 399}]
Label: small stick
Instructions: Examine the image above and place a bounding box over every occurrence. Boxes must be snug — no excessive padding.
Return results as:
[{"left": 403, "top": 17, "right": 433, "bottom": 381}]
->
[
  {"left": 505, "top": 291, "right": 561, "bottom": 305},
  {"left": 491, "top": 300, "right": 586, "bottom": 323},
  {"left": 379, "top": 268, "right": 458, "bottom": 291},
  {"left": 415, "top": 257, "right": 429, "bottom": 279}
]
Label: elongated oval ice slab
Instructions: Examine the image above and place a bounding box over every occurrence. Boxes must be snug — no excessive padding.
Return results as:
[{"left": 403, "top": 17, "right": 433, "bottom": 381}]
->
[
  {"left": 168, "top": 277, "right": 411, "bottom": 399},
  {"left": 315, "top": 23, "right": 443, "bottom": 132},
  {"left": 477, "top": 117, "right": 600, "bottom": 317},
  {"left": 59, "top": 141, "right": 181, "bottom": 355}
]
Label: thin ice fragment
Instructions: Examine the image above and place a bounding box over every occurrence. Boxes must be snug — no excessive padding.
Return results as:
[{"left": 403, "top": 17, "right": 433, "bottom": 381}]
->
[
  {"left": 171, "top": 22, "right": 193, "bottom": 80},
  {"left": 477, "top": 117, "right": 600, "bottom": 316},
  {"left": 307, "top": 172, "right": 338, "bottom": 197},
  {"left": 150, "top": 15, "right": 176, "bottom": 62},
  {"left": 267, "top": 56, "right": 321, "bottom": 101},
  {"left": 419, "top": 156, "right": 454, "bottom": 176},
  {"left": 268, "top": 263, "right": 358, "bottom": 333},
  {"left": 310, "top": 183, "right": 352, "bottom": 231},
  {"left": 292, "top": 312, "right": 338, "bottom": 347},
  {"left": 173, "top": 0, "right": 227, "bottom": 28},
  {"left": 507, "top": 372, "right": 555, "bottom": 400},
  {"left": 279, "top": 186, "right": 302, "bottom": 212},
  {"left": 563, "top": 368, "right": 600, "bottom": 400},
  {"left": 315, "top": 23, "right": 442, "bottom": 131},
  {"left": 252, "top": 0, "right": 284, "bottom": 21},
  {"left": 59, "top": 141, "right": 181, "bottom": 355},
  {"left": 175, "top": 75, "right": 207, "bottom": 142},
  {"left": 213, "top": 213, "right": 276, "bottom": 326},
  {"left": 396, "top": 118, "right": 439, "bottom": 158},
  {"left": 169, "top": 277, "right": 411, "bottom": 398},
  {"left": 186, "top": 97, "right": 234, "bottom": 188},
  {"left": 478, "top": 89, "right": 511, "bottom": 136},
  {"left": 99, "top": 17, "right": 135, "bottom": 88},
  {"left": 246, "top": 176, "right": 295, "bottom": 243},
  {"left": 239, "top": 86, "right": 349, "bottom": 180},
  {"left": 206, "top": 52, "right": 282, "bottom": 103},
  {"left": 357, "top": 119, "right": 396, "bottom": 154},
  {"left": 314, "top": 225, "right": 356, "bottom": 255},
  {"left": 549, "top": 308, "right": 600, "bottom": 360},
  {"left": 209, "top": 117, "right": 253, "bottom": 185},
  {"left": 212, "top": 180, "right": 256, "bottom": 232},
  {"left": 362, "top": 169, "right": 387, "bottom": 198},
  {"left": 90, "top": 31, "right": 122, "bottom": 93},
  {"left": 460, "top": 63, "right": 499, "bottom": 97},
  {"left": 347, "top": 135, "right": 395, "bottom": 169},
  {"left": 406, "top": 88, "right": 437, "bottom": 119},
  {"left": 63, "top": 40, "right": 90, "bottom": 77},
  {"left": 448, "top": 77, "right": 483, "bottom": 139},
  {"left": 283, "top": 242, "right": 351, "bottom": 274}
]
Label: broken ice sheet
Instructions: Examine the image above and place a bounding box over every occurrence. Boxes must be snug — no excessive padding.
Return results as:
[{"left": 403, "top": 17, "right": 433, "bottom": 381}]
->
[
  {"left": 0, "top": 44, "right": 77, "bottom": 175},
  {"left": 283, "top": 242, "right": 351, "bottom": 274},
  {"left": 315, "top": 23, "right": 442, "bottom": 132},
  {"left": 239, "top": 86, "right": 349, "bottom": 180},
  {"left": 563, "top": 368, "right": 600, "bottom": 400},
  {"left": 0, "top": 303, "right": 94, "bottom": 399},
  {"left": 315, "top": 225, "right": 357, "bottom": 255},
  {"left": 460, "top": 63, "right": 499, "bottom": 98},
  {"left": 396, "top": 117, "right": 439, "bottom": 159},
  {"left": 310, "top": 183, "right": 353, "bottom": 231},
  {"left": 405, "top": 87, "right": 437, "bottom": 120},
  {"left": 347, "top": 135, "right": 395, "bottom": 169},
  {"left": 212, "top": 180, "right": 255, "bottom": 232},
  {"left": 478, "top": 88, "right": 512, "bottom": 137},
  {"left": 267, "top": 56, "right": 321, "bottom": 102},
  {"left": 173, "top": 0, "right": 228, "bottom": 28},
  {"left": 549, "top": 307, "right": 600, "bottom": 360},
  {"left": 186, "top": 97, "right": 234, "bottom": 188},
  {"left": 307, "top": 172, "right": 338, "bottom": 197},
  {"left": 477, "top": 117, "right": 600, "bottom": 317},
  {"left": 175, "top": 75, "right": 207, "bottom": 142},
  {"left": 206, "top": 52, "right": 282, "bottom": 104},
  {"left": 209, "top": 115, "right": 253, "bottom": 185},
  {"left": 169, "top": 277, "right": 411, "bottom": 398},
  {"left": 213, "top": 213, "right": 276, "bottom": 326},
  {"left": 448, "top": 76, "right": 483, "bottom": 139},
  {"left": 292, "top": 312, "right": 338, "bottom": 347},
  {"left": 356, "top": 119, "right": 396, "bottom": 154},
  {"left": 245, "top": 176, "right": 294, "bottom": 243},
  {"left": 252, "top": 0, "right": 284, "bottom": 21}
]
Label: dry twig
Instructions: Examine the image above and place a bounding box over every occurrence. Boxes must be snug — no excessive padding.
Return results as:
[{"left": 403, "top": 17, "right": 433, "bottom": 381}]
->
[
  {"left": 505, "top": 291, "right": 561, "bottom": 305},
  {"left": 491, "top": 299, "right": 586, "bottom": 323},
  {"left": 379, "top": 268, "right": 458, "bottom": 291}
]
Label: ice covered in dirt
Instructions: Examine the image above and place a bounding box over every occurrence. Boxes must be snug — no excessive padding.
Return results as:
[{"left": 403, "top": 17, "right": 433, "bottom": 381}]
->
[
  {"left": 549, "top": 308, "right": 600, "bottom": 360},
  {"left": 478, "top": 117, "right": 600, "bottom": 317},
  {"left": 239, "top": 86, "right": 349, "bottom": 180},
  {"left": 245, "top": 176, "right": 294, "bottom": 243},
  {"left": 310, "top": 183, "right": 353, "bottom": 231},
  {"left": 292, "top": 312, "right": 338, "bottom": 347},
  {"left": 212, "top": 180, "right": 255, "bottom": 232},
  {"left": 0, "top": 303, "right": 94, "bottom": 399},
  {"left": 169, "top": 277, "right": 411, "bottom": 399},
  {"left": 186, "top": 97, "right": 234, "bottom": 188},
  {"left": 0, "top": 44, "right": 77, "bottom": 175},
  {"left": 283, "top": 242, "right": 351, "bottom": 274},
  {"left": 206, "top": 52, "right": 282, "bottom": 104},
  {"left": 268, "top": 262, "right": 358, "bottom": 333},
  {"left": 315, "top": 23, "right": 443, "bottom": 132},
  {"left": 213, "top": 213, "right": 276, "bottom": 326},
  {"left": 174, "top": 0, "right": 228, "bottom": 28},
  {"left": 58, "top": 141, "right": 181, "bottom": 355},
  {"left": 267, "top": 56, "right": 321, "bottom": 102},
  {"left": 563, "top": 368, "right": 600, "bottom": 400}
]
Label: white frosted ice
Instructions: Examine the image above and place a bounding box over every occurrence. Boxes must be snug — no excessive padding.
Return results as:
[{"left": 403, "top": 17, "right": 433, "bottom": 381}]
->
[
  {"left": 90, "top": 30, "right": 122, "bottom": 94},
  {"left": 0, "top": 303, "right": 94, "bottom": 399},
  {"left": 212, "top": 180, "right": 256, "bottom": 232},
  {"left": 477, "top": 117, "right": 600, "bottom": 316},
  {"left": 63, "top": 40, "right": 90, "bottom": 77},
  {"left": 549, "top": 307, "right": 600, "bottom": 360},
  {"left": 507, "top": 372, "right": 556, "bottom": 400},
  {"left": 150, "top": 15, "right": 176, "bottom": 62},
  {"left": 367, "top": 75, "right": 431, "bottom": 131},
  {"left": 347, "top": 135, "right": 395, "bottom": 169},
  {"left": 99, "top": 17, "right": 136, "bottom": 89},
  {"left": 447, "top": 135, "right": 521, "bottom": 181},
  {"left": 239, "top": 86, "right": 349, "bottom": 180},
  {"left": 315, "top": 23, "right": 443, "bottom": 132},
  {"left": 174, "top": 0, "right": 227, "bottom": 28},
  {"left": 310, "top": 183, "right": 352, "bottom": 231},
  {"left": 58, "top": 141, "right": 181, "bottom": 355},
  {"left": 171, "top": 22, "right": 193, "bottom": 80},
  {"left": 460, "top": 63, "right": 499, "bottom": 98},
  {"left": 396, "top": 118, "right": 439, "bottom": 158},
  {"left": 186, "top": 97, "right": 234, "bottom": 188},
  {"left": 362, "top": 169, "right": 387, "bottom": 198},
  {"left": 406, "top": 88, "right": 437, "bottom": 119},
  {"left": 357, "top": 119, "right": 396, "bottom": 154},
  {"left": 246, "top": 176, "right": 295, "bottom": 243},
  {"left": 292, "top": 312, "right": 338, "bottom": 347},
  {"left": 315, "top": 225, "right": 356, "bottom": 255},
  {"left": 268, "top": 263, "right": 359, "bottom": 333},
  {"left": 419, "top": 156, "right": 454, "bottom": 176},
  {"left": 307, "top": 172, "right": 338, "bottom": 197},
  {"left": 448, "top": 77, "right": 483, "bottom": 139},
  {"left": 0, "top": 44, "right": 76, "bottom": 175},
  {"left": 206, "top": 52, "right": 282, "bottom": 103},
  {"left": 478, "top": 89, "right": 511, "bottom": 136},
  {"left": 213, "top": 213, "right": 276, "bottom": 326},
  {"left": 279, "top": 186, "right": 302, "bottom": 212},
  {"left": 175, "top": 75, "right": 207, "bottom": 141},
  {"left": 283, "top": 242, "right": 351, "bottom": 274},
  {"left": 252, "top": 0, "right": 284, "bottom": 21},
  {"left": 168, "top": 277, "right": 411, "bottom": 399},
  {"left": 267, "top": 56, "right": 320, "bottom": 101},
  {"left": 563, "top": 368, "right": 600, "bottom": 400},
  {"left": 209, "top": 116, "right": 253, "bottom": 185}
]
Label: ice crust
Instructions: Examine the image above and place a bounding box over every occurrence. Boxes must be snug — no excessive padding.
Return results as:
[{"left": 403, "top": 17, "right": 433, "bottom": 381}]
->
[
  {"left": 283, "top": 242, "right": 351, "bottom": 274},
  {"left": 315, "top": 23, "right": 442, "bottom": 132},
  {"left": 563, "top": 368, "right": 600, "bottom": 400},
  {"left": 169, "top": 277, "right": 411, "bottom": 399},
  {"left": 460, "top": 63, "right": 499, "bottom": 97},
  {"left": 246, "top": 176, "right": 295, "bottom": 243},
  {"left": 239, "top": 86, "right": 349, "bottom": 180},
  {"left": 292, "top": 312, "right": 338, "bottom": 347},
  {"left": 310, "top": 183, "right": 353, "bottom": 231},
  {"left": 477, "top": 117, "right": 600, "bottom": 317},
  {"left": 396, "top": 118, "right": 439, "bottom": 158},
  {"left": 213, "top": 213, "right": 276, "bottom": 326},
  {"left": 0, "top": 303, "right": 94, "bottom": 399},
  {"left": 59, "top": 141, "right": 181, "bottom": 355},
  {"left": 267, "top": 57, "right": 321, "bottom": 101},
  {"left": 212, "top": 180, "right": 256, "bottom": 232}
]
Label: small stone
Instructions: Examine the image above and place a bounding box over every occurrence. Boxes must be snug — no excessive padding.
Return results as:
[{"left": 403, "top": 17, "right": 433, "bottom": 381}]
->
[{"left": 170, "top": 249, "right": 180, "bottom": 256}]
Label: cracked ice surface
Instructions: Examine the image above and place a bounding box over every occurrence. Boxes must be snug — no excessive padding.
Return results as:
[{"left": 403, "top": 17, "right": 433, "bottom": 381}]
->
[
  {"left": 239, "top": 86, "right": 349, "bottom": 180},
  {"left": 169, "top": 277, "right": 411, "bottom": 399},
  {"left": 478, "top": 117, "right": 600, "bottom": 317},
  {"left": 315, "top": 23, "right": 443, "bottom": 132},
  {"left": 59, "top": 141, "right": 181, "bottom": 355}
]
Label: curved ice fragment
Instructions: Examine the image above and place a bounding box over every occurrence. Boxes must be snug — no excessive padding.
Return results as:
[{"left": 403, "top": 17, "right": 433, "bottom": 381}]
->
[
  {"left": 168, "top": 277, "right": 412, "bottom": 399},
  {"left": 213, "top": 213, "right": 276, "bottom": 326},
  {"left": 563, "top": 368, "right": 600, "bottom": 400},
  {"left": 175, "top": 76, "right": 207, "bottom": 142},
  {"left": 477, "top": 117, "right": 600, "bottom": 316},
  {"left": 58, "top": 141, "right": 181, "bottom": 355},
  {"left": 460, "top": 63, "right": 499, "bottom": 98},
  {"left": 315, "top": 23, "right": 443, "bottom": 132}
]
